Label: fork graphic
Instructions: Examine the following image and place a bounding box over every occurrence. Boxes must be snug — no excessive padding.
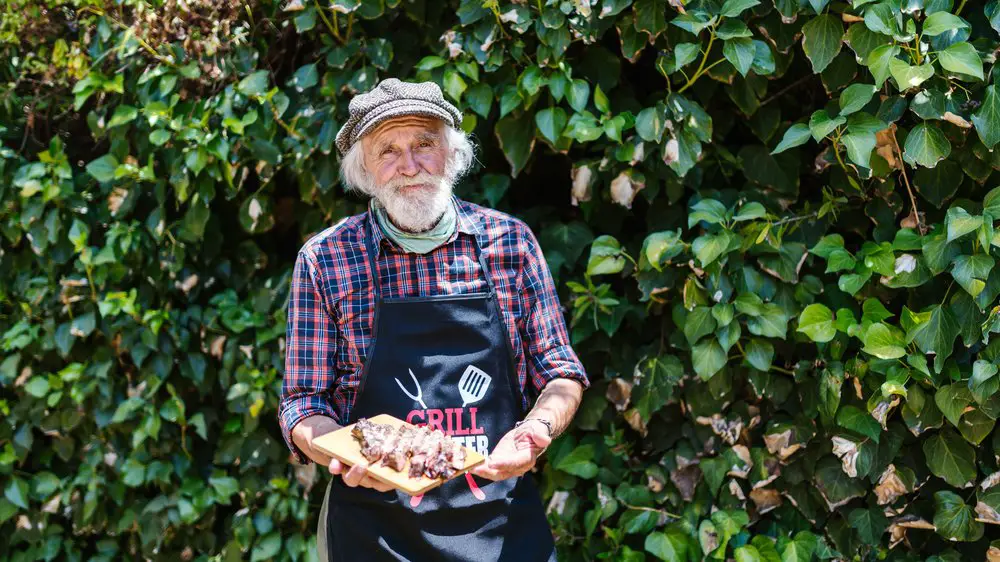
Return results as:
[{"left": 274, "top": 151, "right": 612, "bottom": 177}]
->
[{"left": 395, "top": 368, "right": 428, "bottom": 409}]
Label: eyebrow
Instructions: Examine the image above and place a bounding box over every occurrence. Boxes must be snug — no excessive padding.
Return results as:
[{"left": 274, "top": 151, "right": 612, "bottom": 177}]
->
[{"left": 373, "top": 131, "right": 442, "bottom": 154}]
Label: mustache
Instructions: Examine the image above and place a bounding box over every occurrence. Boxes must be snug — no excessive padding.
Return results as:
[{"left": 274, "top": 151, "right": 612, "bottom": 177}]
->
[{"left": 383, "top": 172, "right": 442, "bottom": 191}]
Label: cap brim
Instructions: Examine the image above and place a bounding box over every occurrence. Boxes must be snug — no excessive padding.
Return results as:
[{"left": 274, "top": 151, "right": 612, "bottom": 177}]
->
[{"left": 353, "top": 100, "right": 456, "bottom": 145}]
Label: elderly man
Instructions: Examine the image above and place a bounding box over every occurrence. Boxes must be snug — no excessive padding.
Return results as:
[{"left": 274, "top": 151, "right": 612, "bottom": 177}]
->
[{"left": 279, "top": 78, "right": 588, "bottom": 562}]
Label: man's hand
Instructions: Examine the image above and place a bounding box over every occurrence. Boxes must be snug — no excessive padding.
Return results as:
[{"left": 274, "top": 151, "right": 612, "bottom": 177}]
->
[
  {"left": 472, "top": 419, "right": 552, "bottom": 481},
  {"left": 329, "top": 458, "right": 394, "bottom": 492},
  {"left": 291, "top": 415, "right": 393, "bottom": 492}
]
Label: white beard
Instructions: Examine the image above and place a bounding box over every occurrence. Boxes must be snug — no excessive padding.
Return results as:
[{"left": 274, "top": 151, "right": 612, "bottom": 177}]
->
[{"left": 370, "top": 171, "right": 455, "bottom": 232}]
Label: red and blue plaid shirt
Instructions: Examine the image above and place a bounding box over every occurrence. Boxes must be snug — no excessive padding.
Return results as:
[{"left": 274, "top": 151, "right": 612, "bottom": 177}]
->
[{"left": 279, "top": 197, "right": 589, "bottom": 462}]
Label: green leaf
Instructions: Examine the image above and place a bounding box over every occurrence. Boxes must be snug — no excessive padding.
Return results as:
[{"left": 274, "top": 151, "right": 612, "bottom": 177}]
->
[
  {"left": 814, "top": 455, "right": 866, "bottom": 508},
  {"left": 745, "top": 338, "right": 774, "bottom": 371},
  {"left": 733, "top": 202, "right": 766, "bottom": 222},
  {"left": 933, "top": 491, "right": 984, "bottom": 541},
  {"left": 692, "top": 231, "right": 734, "bottom": 267},
  {"left": 945, "top": 207, "right": 983, "bottom": 242},
  {"left": 910, "top": 304, "right": 959, "bottom": 360},
  {"left": 494, "top": 113, "right": 536, "bottom": 177},
  {"left": 734, "top": 545, "right": 763, "bottom": 562},
  {"left": 724, "top": 38, "right": 755, "bottom": 77},
  {"left": 645, "top": 530, "right": 689, "bottom": 561},
  {"left": 938, "top": 42, "right": 984, "bottom": 81},
  {"left": 534, "top": 107, "right": 568, "bottom": 144},
  {"left": 970, "top": 360, "right": 1000, "bottom": 405},
  {"left": 4, "top": 477, "right": 29, "bottom": 510},
  {"left": 958, "top": 409, "right": 994, "bottom": 445},
  {"left": 779, "top": 532, "right": 818, "bottom": 562},
  {"left": 935, "top": 383, "right": 972, "bottom": 427},
  {"left": 720, "top": 0, "right": 760, "bottom": 17},
  {"left": 692, "top": 339, "right": 727, "bottom": 380},
  {"left": 862, "top": 323, "right": 906, "bottom": 359},
  {"left": 922, "top": 11, "right": 970, "bottom": 36},
  {"left": 889, "top": 59, "right": 935, "bottom": 91},
  {"left": 688, "top": 199, "right": 728, "bottom": 227},
  {"left": 842, "top": 131, "right": 876, "bottom": 168},
  {"left": 837, "top": 405, "right": 882, "bottom": 442},
  {"left": 809, "top": 110, "right": 846, "bottom": 141},
  {"left": 801, "top": 15, "right": 844, "bottom": 73},
  {"left": 251, "top": 532, "right": 282, "bottom": 562},
  {"left": 973, "top": 83, "right": 1000, "bottom": 148},
  {"left": 903, "top": 123, "right": 952, "bottom": 168},
  {"left": 848, "top": 507, "right": 888, "bottom": 545},
  {"left": 839, "top": 84, "right": 877, "bottom": 115},
  {"left": 798, "top": 303, "right": 837, "bottom": 342},
  {"left": 237, "top": 70, "right": 270, "bottom": 97},
  {"left": 772, "top": 123, "right": 811, "bottom": 154},
  {"left": 86, "top": 154, "right": 119, "bottom": 183},
  {"left": 567, "top": 79, "right": 590, "bottom": 113},
  {"left": 635, "top": 105, "right": 667, "bottom": 143},
  {"left": 922, "top": 429, "right": 977, "bottom": 488},
  {"left": 555, "top": 444, "right": 599, "bottom": 478},
  {"left": 867, "top": 45, "right": 901, "bottom": 88},
  {"left": 864, "top": 2, "right": 901, "bottom": 36},
  {"left": 587, "top": 235, "right": 625, "bottom": 276},
  {"left": 633, "top": 356, "right": 683, "bottom": 421},
  {"left": 684, "top": 306, "right": 717, "bottom": 345},
  {"left": 107, "top": 105, "right": 138, "bottom": 128}
]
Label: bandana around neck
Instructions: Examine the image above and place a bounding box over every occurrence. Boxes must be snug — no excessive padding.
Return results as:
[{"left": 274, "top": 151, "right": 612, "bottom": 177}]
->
[{"left": 371, "top": 197, "right": 457, "bottom": 254}]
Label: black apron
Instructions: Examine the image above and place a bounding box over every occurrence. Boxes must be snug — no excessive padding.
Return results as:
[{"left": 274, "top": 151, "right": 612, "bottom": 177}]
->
[{"left": 317, "top": 223, "right": 556, "bottom": 562}]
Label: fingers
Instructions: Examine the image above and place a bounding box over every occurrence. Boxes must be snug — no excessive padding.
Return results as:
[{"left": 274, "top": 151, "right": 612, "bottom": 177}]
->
[
  {"left": 339, "top": 461, "right": 393, "bottom": 492},
  {"left": 342, "top": 461, "right": 369, "bottom": 487},
  {"left": 328, "top": 458, "right": 345, "bottom": 475}
]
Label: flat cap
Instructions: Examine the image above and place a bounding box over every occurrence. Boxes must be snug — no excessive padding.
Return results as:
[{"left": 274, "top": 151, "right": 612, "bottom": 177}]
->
[{"left": 335, "top": 78, "right": 462, "bottom": 155}]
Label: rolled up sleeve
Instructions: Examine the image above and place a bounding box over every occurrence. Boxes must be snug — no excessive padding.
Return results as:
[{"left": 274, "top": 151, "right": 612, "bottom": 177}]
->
[
  {"left": 279, "top": 250, "right": 340, "bottom": 464},
  {"left": 519, "top": 224, "right": 590, "bottom": 393}
]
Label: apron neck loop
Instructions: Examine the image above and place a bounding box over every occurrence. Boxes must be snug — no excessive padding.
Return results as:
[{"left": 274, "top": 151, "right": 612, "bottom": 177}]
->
[{"left": 364, "top": 213, "right": 499, "bottom": 300}]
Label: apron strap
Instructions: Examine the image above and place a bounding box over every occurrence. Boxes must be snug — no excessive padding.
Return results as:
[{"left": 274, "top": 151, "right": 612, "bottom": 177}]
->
[{"left": 363, "top": 212, "right": 499, "bottom": 300}]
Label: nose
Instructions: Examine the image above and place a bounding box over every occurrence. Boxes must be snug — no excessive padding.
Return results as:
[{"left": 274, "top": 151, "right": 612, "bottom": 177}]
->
[{"left": 396, "top": 148, "right": 419, "bottom": 176}]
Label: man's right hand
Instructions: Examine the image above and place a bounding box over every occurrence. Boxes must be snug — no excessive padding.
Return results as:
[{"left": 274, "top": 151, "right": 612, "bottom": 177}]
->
[{"left": 291, "top": 415, "right": 393, "bottom": 492}]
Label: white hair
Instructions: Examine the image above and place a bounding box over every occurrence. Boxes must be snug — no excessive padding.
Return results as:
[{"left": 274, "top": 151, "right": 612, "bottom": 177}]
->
[{"left": 339, "top": 124, "right": 476, "bottom": 195}]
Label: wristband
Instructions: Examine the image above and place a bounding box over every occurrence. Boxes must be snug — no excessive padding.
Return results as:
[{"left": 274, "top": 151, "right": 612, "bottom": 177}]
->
[{"left": 515, "top": 418, "right": 553, "bottom": 437}]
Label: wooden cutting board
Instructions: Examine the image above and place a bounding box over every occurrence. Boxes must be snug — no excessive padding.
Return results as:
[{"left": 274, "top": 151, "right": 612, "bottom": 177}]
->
[{"left": 312, "top": 413, "right": 486, "bottom": 496}]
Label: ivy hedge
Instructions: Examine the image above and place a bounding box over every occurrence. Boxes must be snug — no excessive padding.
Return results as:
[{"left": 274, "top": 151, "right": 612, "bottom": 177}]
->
[{"left": 5, "top": 0, "right": 1000, "bottom": 560}]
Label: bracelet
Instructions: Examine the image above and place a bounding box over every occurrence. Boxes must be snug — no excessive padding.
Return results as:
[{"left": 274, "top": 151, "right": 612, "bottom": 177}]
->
[{"left": 515, "top": 418, "right": 553, "bottom": 437}]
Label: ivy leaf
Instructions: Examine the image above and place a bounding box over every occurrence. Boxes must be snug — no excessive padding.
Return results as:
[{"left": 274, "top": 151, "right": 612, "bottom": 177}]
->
[
  {"left": 724, "top": 38, "right": 755, "bottom": 77},
  {"left": 555, "top": 444, "right": 598, "bottom": 478},
  {"left": 809, "top": 110, "right": 846, "bottom": 141},
  {"left": 250, "top": 532, "right": 282, "bottom": 562},
  {"left": 720, "top": 0, "right": 760, "bottom": 17},
  {"left": 237, "top": 70, "right": 270, "bottom": 97},
  {"left": 938, "top": 42, "right": 984, "bottom": 81},
  {"left": 909, "top": 304, "right": 960, "bottom": 363},
  {"left": 692, "top": 231, "right": 734, "bottom": 267},
  {"left": 969, "top": 360, "right": 1000, "bottom": 405},
  {"left": 903, "top": 123, "right": 952, "bottom": 168},
  {"left": 933, "top": 491, "right": 984, "bottom": 541},
  {"left": 535, "top": 107, "right": 568, "bottom": 144},
  {"left": 973, "top": 83, "right": 1000, "bottom": 148},
  {"left": 848, "top": 507, "right": 888, "bottom": 545},
  {"left": 633, "top": 356, "right": 683, "bottom": 421},
  {"left": 801, "top": 15, "right": 845, "bottom": 73},
  {"left": 922, "top": 11, "right": 970, "bottom": 36},
  {"left": 86, "top": 154, "right": 119, "bottom": 183},
  {"left": 945, "top": 207, "right": 983, "bottom": 242},
  {"left": 922, "top": 429, "right": 977, "bottom": 488},
  {"left": 861, "top": 323, "right": 906, "bottom": 359},
  {"left": 842, "top": 131, "right": 876, "bottom": 168},
  {"left": 745, "top": 338, "right": 774, "bottom": 371},
  {"left": 958, "top": 409, "right": 994, "bottom": 445},
  {"left": 771, "top": 124, "right": 811, "bottom": 154},
  {"left": 644, "top": 530, "right": 689, "bottom": 561},
  {"left": 867, "top": 45, "right": 901, "bottom": 88},
  {"left": 465, "top": 83, "right": 494, "bottom": 118},
  {"left": 839, "top": 84, "right": 877, "bottom": 115},
  {"left": 4, "top": 477, "right": 29, "bottom": 510},
  {"left": 837, "top": 405, "right": 882, "bottom": 442},
  {"left": 778, "top": 532, "right": 818, "bottom": 562},
  {"left": 586, "top": 235, "right": 625, "bottom": 276},
  {"left": 567, "top": 79, "right": 590, "bottom": 113},
  {"left": 889, "top": 59, "right": 936, "bottom": 91},
  {"left": 692, "top": 339, "right": 727, "bottom": 380},
  {"left": 107, "top": 105, "right": 138, "bottom": 128},
  {"left": 688, "top": 199, "right": 728, "bottom": 227},
  {"left": 635, "top": 105, "right": 667, "bottom": 143},
  {"left": 494, "top": 112, "right": 536, "bottom": 177},
  {"left": 934, "top": 383, "right": 972, "bottom": 427},
  {"left": 798, "top": 303, "right": 836, "bottom": 342}
]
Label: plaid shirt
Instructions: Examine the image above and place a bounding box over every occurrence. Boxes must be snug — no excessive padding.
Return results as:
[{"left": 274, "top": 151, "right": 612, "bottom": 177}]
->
[{"left": 279, "top": 197, "right": 589, "bottom": 463}]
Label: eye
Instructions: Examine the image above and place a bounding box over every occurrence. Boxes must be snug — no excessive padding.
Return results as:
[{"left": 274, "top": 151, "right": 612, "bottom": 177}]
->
[{"left": 418, "top": 140, "right": 432, "bottom": 148}]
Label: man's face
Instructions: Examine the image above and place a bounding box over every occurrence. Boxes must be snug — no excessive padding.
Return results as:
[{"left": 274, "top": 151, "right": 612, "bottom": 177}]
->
[{"left": 361, "top": 116, "right": 454, "bottom": 232}]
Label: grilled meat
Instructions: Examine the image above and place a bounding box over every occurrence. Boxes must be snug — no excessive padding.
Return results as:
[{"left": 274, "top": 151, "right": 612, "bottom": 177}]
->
[{"left": 351, "top": 419, "right": 466, "bottom": 480}]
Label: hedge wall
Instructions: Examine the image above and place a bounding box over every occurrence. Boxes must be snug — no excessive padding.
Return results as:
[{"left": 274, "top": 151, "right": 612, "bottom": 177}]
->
[{"left": 5, "top": 0, "right": 1000, "bottom": 560}]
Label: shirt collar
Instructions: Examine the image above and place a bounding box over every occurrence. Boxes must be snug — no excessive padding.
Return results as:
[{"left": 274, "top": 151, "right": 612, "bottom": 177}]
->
[{"left": 367, "top": 195, "right": 482, "bottom": 257}]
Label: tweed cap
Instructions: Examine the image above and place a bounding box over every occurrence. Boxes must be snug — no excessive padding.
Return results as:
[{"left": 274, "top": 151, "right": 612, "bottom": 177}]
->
[{"left": 335, "top": 78, "right": 462, "bottom": 155}]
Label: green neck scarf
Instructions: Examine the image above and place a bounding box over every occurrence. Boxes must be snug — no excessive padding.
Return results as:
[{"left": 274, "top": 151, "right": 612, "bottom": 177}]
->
[{"left": 371, "top": 198, "right": 458, "bottom": 254}]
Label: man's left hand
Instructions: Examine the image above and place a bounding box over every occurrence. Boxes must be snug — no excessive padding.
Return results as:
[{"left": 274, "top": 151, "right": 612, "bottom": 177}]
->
[{"left": 471, "top": 420, "right": 552, "bottom": 481}]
